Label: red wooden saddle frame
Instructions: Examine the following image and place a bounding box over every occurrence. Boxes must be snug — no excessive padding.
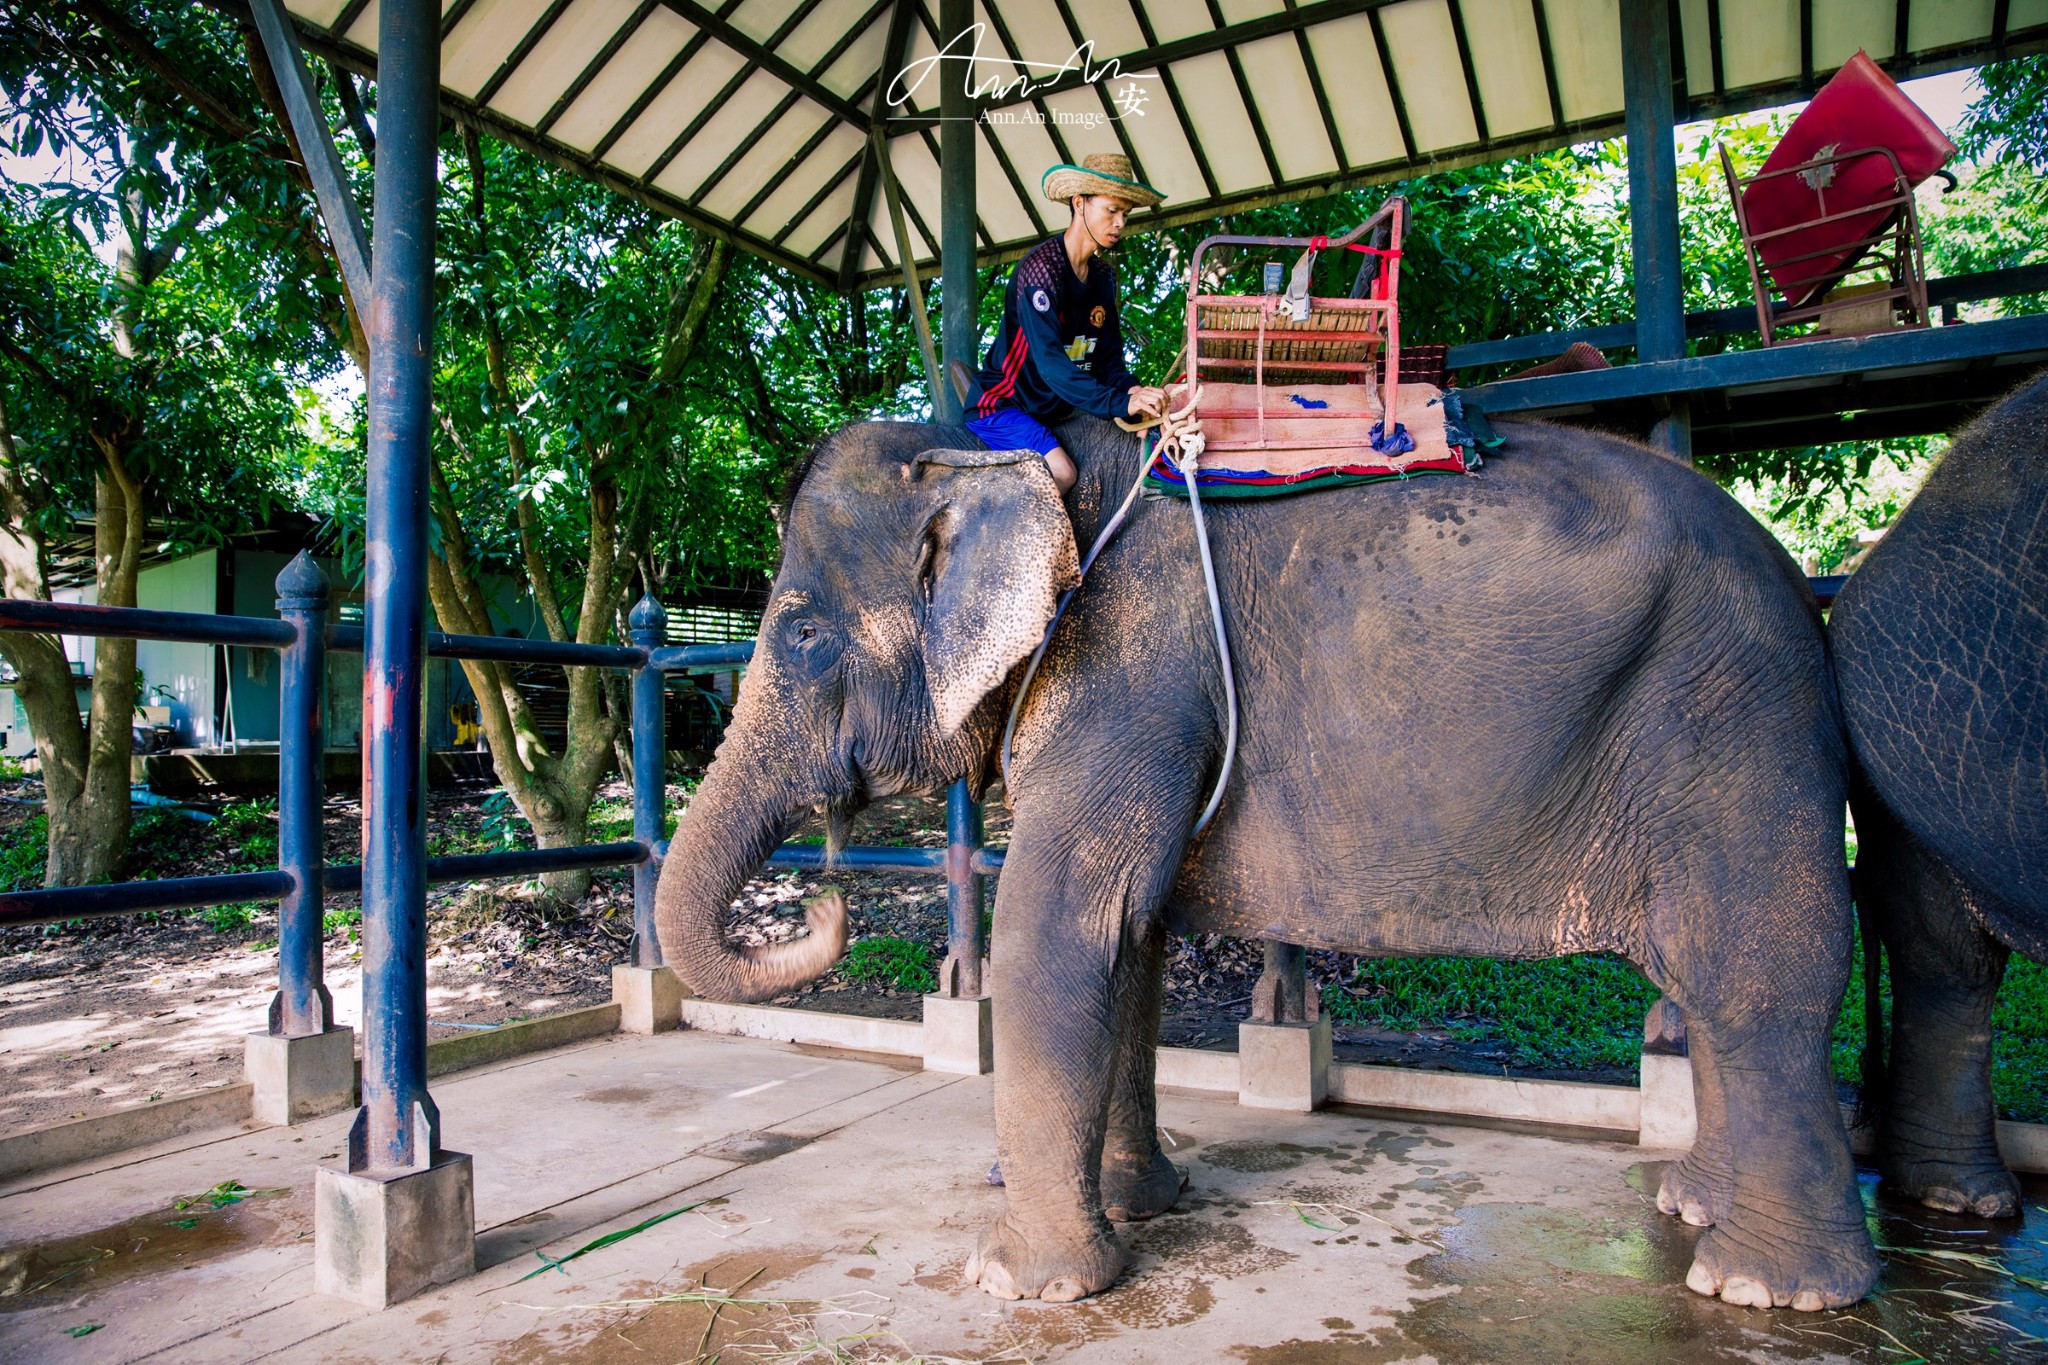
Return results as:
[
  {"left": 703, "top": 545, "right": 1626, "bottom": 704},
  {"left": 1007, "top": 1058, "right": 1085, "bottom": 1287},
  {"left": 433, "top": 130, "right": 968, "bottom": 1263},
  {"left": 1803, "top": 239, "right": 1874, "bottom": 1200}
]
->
[{"left": 1183, "top": 197, "right": 1407, "bottom": 456}]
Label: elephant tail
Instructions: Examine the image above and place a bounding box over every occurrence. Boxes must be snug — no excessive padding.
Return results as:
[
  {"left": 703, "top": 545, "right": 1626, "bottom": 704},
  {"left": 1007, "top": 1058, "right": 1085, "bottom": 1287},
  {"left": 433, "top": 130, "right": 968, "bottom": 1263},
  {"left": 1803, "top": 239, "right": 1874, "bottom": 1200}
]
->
[{"left": 1852, "top": 874, "right": 1888, "bottom": 1131}]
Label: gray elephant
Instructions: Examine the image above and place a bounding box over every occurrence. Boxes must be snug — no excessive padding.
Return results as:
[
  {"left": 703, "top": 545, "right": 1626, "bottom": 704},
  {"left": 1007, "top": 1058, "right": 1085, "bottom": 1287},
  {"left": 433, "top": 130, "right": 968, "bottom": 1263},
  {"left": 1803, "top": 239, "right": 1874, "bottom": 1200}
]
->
[
  {"left": 654, "top": 414, "right": 1878, "bottom": 1310},
  {"left": 1830, "top": 371, "right": 2048, "bottom": 1218}
]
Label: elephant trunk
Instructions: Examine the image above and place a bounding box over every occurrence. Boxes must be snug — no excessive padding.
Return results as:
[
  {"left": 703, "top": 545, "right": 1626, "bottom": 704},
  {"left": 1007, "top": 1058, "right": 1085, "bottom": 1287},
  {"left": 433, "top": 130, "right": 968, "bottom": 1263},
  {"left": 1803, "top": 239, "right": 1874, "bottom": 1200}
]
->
[{"left": 654, "top": 715, "right": 848, "bottom": 1004}]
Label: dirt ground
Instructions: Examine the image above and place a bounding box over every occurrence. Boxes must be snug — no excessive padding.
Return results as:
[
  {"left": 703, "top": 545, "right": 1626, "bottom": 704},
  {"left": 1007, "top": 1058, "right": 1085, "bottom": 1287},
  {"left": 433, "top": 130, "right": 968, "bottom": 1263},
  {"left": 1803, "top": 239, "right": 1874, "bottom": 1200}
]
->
[{"left": 0, "top": 780, "right": 1627, "bottom": 1137}]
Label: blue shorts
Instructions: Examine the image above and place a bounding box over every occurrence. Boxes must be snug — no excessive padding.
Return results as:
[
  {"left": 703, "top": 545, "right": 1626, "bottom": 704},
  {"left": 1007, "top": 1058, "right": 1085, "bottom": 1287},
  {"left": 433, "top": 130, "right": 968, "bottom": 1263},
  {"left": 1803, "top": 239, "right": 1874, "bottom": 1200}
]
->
[{"left": 966, "top": 407, "right": 1063, "bottom": 456}]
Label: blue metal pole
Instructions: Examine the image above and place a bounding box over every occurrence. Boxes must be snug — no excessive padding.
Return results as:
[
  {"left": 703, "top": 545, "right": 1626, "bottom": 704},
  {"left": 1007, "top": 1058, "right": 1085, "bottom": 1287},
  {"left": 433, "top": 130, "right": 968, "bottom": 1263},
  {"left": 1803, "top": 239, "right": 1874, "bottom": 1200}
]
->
[
  {"left": 355, "top": 0, "right": 440, "bottom": 1175},
  {"left": 943, "top": 778, "right": 985, "bottom": 996},
  {"left": 1621, "top": 0, "right": 1692, "bottom": 459},
  {"left": 628, "top": 595, "right": 667, "bottom": 968},
  {"left": 273, "top": 553, "right": 333, "bottom": 1039}
]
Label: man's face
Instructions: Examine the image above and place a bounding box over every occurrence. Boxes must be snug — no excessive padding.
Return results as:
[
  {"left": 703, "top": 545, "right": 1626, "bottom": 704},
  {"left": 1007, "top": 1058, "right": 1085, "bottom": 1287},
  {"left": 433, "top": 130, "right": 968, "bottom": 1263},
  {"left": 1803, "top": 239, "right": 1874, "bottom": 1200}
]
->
[{"left": 1074, "top": 194, "right": 1133, "bottom": 245}]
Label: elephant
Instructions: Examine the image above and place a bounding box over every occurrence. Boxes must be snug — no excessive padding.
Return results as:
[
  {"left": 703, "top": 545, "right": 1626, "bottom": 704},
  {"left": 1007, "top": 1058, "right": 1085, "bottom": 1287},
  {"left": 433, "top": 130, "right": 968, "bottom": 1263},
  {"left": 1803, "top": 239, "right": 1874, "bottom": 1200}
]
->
[
  {"left": 1830, "top": 371, "right": 2048, "bottom": 1219},
  {"left": 653, "top": 412, "right": 1879, "bottom": 1311}
]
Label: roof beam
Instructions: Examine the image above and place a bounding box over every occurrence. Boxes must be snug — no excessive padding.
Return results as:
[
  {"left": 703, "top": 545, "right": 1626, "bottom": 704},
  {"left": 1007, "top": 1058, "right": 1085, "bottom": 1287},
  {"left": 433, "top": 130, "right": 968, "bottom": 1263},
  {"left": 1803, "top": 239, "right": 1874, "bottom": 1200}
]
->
[
  {"left": 1284, "top": 0, "right": 1351, "bottom": 169},
  {"left": 772, "top": 142, "right": 866, "bottom": 246},
  {"left": 1125, "top": 0, "right": 1222, "bottom": 200},
  {"left": 968, "top": 0, "right": 1405, "bottom": 115},
  {"left": 1446, "top": 0, "right": 1490, "bottom": 144},
  {"left": 475, "top": 0, "right": 581, "bottom": 107},
  {"left": 1366, "top": 4, "right": 1417, "bottom": 162},
  {"left": 248, "top": 0, "right": 372, "bottom": 315},
  {"left": 1529, "top": 0, "right": 1565, "bottom": 127},
  {"left": 289, "top": 21, "right": 835, "bottom": 286},
  {"left": 839, "top": 0, "right": 918, "bottom": 288},
  {"left": 537, "top": 0, "right": 658, "bottom": 135},
  {"left": 1203, "top": 0, "right": 1286, "bottom": 185},
  {"left": 1047, "top": 0, "right": 1153, "bottom": 187},
  {"left": 655, "top": 0, "right": 871, "bottom": 129}
]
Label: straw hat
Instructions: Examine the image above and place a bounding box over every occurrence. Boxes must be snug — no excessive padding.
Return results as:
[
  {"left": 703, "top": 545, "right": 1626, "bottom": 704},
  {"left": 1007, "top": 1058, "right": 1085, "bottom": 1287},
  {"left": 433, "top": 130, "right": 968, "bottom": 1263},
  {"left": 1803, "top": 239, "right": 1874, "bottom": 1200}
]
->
[{"left": 1042, "top": 152, "right": 1165, "bottom": 209}]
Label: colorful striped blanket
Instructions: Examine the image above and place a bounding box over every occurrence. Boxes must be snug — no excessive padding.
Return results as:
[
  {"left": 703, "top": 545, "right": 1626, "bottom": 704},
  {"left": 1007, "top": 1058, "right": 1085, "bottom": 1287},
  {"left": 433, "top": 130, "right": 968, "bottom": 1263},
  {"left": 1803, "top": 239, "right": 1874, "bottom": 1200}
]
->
[{"left": 1145, "top": 381, "right": 1499, "bottom": 499}]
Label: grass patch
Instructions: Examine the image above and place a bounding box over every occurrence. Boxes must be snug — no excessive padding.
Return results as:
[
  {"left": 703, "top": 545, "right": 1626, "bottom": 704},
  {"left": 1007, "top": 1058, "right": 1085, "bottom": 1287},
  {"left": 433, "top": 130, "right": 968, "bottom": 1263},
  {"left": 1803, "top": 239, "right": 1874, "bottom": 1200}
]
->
[
  {"left": 1322, "top": 954, "right": 1660, "bottom": 1073},
  {"left": 1319, "top": 929, "right": 2047, "bottom": 1123},
  {"left": 839, "top": 936, "right": 937, "bottom": 995},
  {"left": 0, "top": 812, "right": 47, "bottom": 893}
]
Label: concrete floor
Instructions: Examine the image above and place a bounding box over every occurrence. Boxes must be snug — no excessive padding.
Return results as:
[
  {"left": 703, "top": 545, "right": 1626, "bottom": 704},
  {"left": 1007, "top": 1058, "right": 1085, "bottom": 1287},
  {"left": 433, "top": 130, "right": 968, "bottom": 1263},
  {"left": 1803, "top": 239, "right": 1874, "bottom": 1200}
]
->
[{"left": 1, "top": 1029, "right": 2043, "bottom": 1363}]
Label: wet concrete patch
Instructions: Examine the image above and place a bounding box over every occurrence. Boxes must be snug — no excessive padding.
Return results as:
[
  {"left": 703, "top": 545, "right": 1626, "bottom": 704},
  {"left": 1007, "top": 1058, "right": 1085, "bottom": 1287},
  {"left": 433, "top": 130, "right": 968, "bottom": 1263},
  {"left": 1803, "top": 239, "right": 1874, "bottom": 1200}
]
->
[
  {"left": 695, "top": 1130, "right": 814, "bottom": 1164},
  {"left": 497, "top": 1248, "right": 837, "bottom": 1364},
  {"left": 0, "top": 1186, "right": 299, "bottom": 1308}
]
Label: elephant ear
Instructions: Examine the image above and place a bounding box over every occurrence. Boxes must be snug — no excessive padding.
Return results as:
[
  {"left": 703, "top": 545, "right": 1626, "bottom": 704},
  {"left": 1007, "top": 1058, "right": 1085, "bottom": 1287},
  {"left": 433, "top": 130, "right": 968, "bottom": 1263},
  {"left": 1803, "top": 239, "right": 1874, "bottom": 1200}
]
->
[{"left": 911, "top": 448, "right": 1081, "bottom": 736}]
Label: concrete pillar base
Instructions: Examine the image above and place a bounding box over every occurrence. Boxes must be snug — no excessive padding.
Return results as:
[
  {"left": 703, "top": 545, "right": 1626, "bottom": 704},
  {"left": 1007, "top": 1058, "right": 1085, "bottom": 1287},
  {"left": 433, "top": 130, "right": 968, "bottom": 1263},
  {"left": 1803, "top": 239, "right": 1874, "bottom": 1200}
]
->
[
  {"left": 922, "top": 993, "right": 993, "bottom": 1075},
  {"left": 1638, "top": 1051, "right": 1697, "bottom": 1150},
  {"left": 612, "top": 964, "right": 687, "bottom": 1035},
  {"left": 245, "top": 1027, "right": 356, "bottom": 1126},
  {"left": 315, "top": 1151, "right": 476, "bottom": 1309},
  {"left": 1238, "top": 1017, "right": 1331, "bottom": 1112}
]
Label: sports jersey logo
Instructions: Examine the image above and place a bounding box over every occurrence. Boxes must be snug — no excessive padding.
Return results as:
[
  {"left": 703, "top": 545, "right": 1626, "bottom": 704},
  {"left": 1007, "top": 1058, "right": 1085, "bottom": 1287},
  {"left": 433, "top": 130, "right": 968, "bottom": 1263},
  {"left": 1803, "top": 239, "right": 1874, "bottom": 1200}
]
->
[
  {"left": 1031, "top": 288, "right": 1050, "bottom": 313},
  {"left": 1066, "top": 335, "right": 1097, "bottom": 362},
  {"left": 1089, "top": 305, "right": 1106, "bottom": 328}
]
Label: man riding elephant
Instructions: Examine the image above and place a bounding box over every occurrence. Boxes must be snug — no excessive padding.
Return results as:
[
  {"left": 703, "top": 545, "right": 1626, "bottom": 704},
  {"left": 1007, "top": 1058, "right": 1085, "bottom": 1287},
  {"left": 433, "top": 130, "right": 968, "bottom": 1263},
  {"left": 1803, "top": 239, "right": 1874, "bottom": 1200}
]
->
[{"left": 963, "top": 153, "right": 1167, "bottom": 490}]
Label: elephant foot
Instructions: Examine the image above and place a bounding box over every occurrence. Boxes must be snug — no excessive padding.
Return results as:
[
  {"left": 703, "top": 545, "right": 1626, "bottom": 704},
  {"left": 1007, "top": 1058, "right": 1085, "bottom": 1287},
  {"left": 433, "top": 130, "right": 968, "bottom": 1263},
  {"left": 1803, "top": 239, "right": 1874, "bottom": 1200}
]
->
[
  {"left": 1683, "top": 1222, "right": 1878, "bottom": 1311},
  {"left": 1102, "top": 1148, "right": 1189, "bottom": 1223},
  {"left": 1655, "top": 1151, "right": 1733, "bottom": 1227},
  {"left": 1882, "top": 1150, "right": 2022, "bottom": 1219},
  {"left": 966, "top": 1215, "right": 1128, "bottom": 1302}
]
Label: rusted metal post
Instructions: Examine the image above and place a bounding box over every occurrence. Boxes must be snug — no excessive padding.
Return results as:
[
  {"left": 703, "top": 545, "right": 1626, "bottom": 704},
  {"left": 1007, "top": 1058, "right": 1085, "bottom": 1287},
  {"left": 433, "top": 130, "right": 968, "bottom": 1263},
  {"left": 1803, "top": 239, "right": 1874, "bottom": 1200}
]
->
[
  {"left": 353, "top": 0, "right": 440, "bottom": 1175},
  {"left": 942, "top": 779, "right": 985, "bottom": 997},
  {"left": 629, "top": 594, "right": 667, "bottom": 968},
  {"left": 272, "top": 552, "right": 333, "bottom": 1038}
]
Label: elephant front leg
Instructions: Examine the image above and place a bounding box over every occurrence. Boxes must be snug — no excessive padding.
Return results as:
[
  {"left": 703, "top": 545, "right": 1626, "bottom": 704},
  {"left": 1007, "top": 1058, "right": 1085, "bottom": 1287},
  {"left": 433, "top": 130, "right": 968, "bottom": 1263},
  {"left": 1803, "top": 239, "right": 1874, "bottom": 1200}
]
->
[
  {"left": 968, "top": 814, "right": 1191, "bottom": 1302},
  {"left": 1100, "top": 914, "right": 1187, "bottom": 1223}
]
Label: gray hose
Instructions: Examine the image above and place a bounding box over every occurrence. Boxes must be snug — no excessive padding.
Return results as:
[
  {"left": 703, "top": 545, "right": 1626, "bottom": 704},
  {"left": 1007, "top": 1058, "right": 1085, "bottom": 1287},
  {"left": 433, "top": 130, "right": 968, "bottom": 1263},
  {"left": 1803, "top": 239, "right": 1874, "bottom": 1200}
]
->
[
  {"left": 1000, "top": 429, "right": 1241, "bottom": 840},
  {"left": 1178, "top": 446, "right": 1238, "bottom": 838}
]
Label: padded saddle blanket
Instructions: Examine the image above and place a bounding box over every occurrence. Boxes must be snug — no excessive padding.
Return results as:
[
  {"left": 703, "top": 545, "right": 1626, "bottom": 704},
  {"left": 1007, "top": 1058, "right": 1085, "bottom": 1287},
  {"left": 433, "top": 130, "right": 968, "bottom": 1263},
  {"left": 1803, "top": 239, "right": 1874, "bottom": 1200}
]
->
[{"left": 1145, "top": 380, "right": 1495, "bottom": 499}]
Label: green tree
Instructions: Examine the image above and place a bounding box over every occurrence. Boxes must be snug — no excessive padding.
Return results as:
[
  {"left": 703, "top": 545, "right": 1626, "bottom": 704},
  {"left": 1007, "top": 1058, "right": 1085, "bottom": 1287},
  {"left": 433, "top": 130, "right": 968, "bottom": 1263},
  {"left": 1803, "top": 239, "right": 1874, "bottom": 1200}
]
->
[{"left": 0, "top": 0, "right": 353, "bottom": 885}]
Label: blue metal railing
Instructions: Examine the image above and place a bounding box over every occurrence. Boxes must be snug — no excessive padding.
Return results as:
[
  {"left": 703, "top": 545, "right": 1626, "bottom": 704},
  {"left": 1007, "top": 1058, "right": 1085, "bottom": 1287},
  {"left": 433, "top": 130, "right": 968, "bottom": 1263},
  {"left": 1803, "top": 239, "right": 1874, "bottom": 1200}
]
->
[{"left": 0, "top": 562, "right": 996, "bottom": 1056}]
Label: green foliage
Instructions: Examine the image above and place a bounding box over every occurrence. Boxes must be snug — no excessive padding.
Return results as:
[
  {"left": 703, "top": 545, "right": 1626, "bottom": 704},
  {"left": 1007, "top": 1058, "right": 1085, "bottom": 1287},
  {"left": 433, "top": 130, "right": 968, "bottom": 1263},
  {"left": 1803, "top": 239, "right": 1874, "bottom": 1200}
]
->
[
  {"left": 322, "top": 905, "right": 361, "bottom": 939},
  {"left": 0, "top": 3, "right": 333, "bottom": 554},
  {"left": 198, "top": 902, "right": 256, "bottom": 934},
  {"left": 0, "top": 814, "right": 47, "bottom": 893},
  {"left": 1956, "top": 58, "right": 2048, "bottom": 173},
  {"left": 840, "top": 936, "right": 938, "bottom": 994},
  {"left": 211, "top": 801, "right": 279, "bottom": 870},
  {"left": 1321, "top": 955, "right": 1660, "bottom": 1072}
]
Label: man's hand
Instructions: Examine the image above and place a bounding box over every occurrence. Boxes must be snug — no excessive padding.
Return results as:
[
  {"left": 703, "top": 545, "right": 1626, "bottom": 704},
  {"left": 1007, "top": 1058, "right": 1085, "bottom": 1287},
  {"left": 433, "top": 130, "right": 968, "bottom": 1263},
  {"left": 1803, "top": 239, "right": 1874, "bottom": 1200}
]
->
[{"left": 1126, "top": 385, "right": 1166, "bottom": 419}]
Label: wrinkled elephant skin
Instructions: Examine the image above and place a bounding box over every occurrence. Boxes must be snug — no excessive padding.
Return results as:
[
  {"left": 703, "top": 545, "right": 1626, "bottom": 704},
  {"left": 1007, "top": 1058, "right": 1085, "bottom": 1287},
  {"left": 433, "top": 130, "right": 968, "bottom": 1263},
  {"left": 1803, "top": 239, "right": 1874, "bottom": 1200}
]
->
[
  {"left": 655, "top": 416, "right": 1877, "bottom": 1311},
  {"left": 1831, "top": 372, "right": 2048, "bottom": 1220}
]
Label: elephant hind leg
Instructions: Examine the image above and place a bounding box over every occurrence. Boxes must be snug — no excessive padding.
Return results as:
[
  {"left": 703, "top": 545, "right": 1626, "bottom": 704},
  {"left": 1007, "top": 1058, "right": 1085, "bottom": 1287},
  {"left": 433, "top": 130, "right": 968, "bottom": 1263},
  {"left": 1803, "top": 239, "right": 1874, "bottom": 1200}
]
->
[
  {"left": 1100, "top": 912, "right": 1187, "bottom": 1223},
  {"left": 1860, "top": 796, "right": 2020, "bottom": 1218},
  {"left": 1655, "top": 1025, "right": 1734, "bottom": 1227},
  {"left": 1640, "top": 838, "right": 1876, "bottom": 1309}
]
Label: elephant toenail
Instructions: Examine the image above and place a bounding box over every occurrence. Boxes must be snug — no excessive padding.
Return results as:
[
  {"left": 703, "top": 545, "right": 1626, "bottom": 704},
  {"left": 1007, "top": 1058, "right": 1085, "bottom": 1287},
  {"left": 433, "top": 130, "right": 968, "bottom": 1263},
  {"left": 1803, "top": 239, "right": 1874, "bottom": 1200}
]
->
[
  {"left": 977, "top": 1262, "right": 1022, "bottom": 1300},
  {"left": 1790, "top": 1290, "right": 1824, "bottom": 1311},
  {"left": 1681, "top": 1201, "right": 1712, "bottom": 1227},
  {"left": 1720, "top": 1275, "right": 1773, "bottom": 1308},
  {"left": 1042, "top": 1276, "right": 1087, "bottom": 1302},
  {"left": 1685, "top": 1261, "right": 1721, "bottom": 1297}
]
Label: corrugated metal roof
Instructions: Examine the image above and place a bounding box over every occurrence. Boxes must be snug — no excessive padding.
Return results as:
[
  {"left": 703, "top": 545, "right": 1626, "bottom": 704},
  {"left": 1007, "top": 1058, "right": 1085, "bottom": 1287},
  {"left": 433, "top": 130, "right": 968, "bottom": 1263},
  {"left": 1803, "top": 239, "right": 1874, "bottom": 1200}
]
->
[{"left": 284, "top": 0, "right": 2045, "bottom": 289}]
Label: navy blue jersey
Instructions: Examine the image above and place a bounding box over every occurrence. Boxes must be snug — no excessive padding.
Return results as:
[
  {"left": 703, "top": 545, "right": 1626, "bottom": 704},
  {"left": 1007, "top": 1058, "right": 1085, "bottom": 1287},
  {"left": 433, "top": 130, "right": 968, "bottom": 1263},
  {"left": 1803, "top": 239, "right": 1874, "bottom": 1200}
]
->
[{"left": 964, "top": 236, "right": 1139, "bottom": 426}]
